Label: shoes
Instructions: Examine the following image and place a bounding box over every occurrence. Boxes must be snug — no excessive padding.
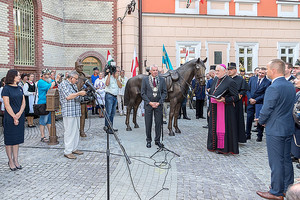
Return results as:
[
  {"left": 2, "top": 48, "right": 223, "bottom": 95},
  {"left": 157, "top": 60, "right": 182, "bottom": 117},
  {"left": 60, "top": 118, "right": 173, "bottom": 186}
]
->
[
  {"left": 146, "top": 142, "right": 151, "bottom": 148},
  {"left": 72, "top": 150, "right": 83, "bottom": 155},
  {"left": 256, "top": 137, "right": 262, "bottom": 142},
  {"left": 246, "top": 135, "right": 251, "bottom": 140},
  {"left": 200, "top": 116, "right": 206, "bottom": 119},
  {"left": 202, "top": 125, "right": 208, "bottom": 128},
  {"left": 16, "top": 165, "right": 22, "bottom": 170},
  {"left": 64, "top": 154, "right": 77, "bottom": 159},
  {"left": 80, "top": 133, "right": 87, "bottom": 137},
  {"left": 155, "top": 141, "right": 164, "bottom": 148},
  {"left": 177, "top": 116, "right": 181, "bottom": 119},
  {"left": 252, "top": 129, "right": 258, "bottom": 132},
  {"left": 183, "top": 116, "right": 191, "bottom": 120},
  {"left": 113, "top": 128, "right": 118, "bottom": 132},
  {"left": 163, "top": 121, "right": 167, "bottom": 124},
  {"left": 8, "top": 162, "right": 17, "bottom": 171},
  {"left": 256, "top": 191, "right": 284, "bottom": 200},
  {"left": 103, "top": 126, "right": 108, "bottom": 131},
  {"left": 296, "top": 163, "right": 300, "bottom": 169},
  {"left": 106, "top": 129, "right": 114, "bottom": 134},
  {"left": 196, "top": 116, "right": 199, "bottom": 119},
  {"left": 28, "top": 125, "right": 36, "bottom": 128},
  {"left": 40, "top": 137, "right": 49, "bottom": 143}
]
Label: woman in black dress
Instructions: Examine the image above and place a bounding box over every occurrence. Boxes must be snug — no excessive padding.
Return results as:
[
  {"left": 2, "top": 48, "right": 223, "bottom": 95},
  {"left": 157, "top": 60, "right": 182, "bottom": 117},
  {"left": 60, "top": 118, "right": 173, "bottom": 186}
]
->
[
  {"left": 1, "top": 69, "right": 25, "bottom": 171},
  {"left": 292, "top": 72, "right": 300, "bottom": 169}
]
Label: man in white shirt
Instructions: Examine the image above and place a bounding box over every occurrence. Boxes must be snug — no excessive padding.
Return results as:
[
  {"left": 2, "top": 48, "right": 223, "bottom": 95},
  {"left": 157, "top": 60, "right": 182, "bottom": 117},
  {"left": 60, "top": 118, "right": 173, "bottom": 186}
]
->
[{"left": 117, "top": 70, "right": 128, "bottom": 116}]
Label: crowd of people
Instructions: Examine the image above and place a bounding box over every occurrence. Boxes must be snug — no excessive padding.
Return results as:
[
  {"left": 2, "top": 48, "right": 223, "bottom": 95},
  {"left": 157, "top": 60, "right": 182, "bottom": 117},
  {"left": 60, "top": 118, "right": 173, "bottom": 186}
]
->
[{"left": 1, "top": 58, "right": 300, "bottom": 199}]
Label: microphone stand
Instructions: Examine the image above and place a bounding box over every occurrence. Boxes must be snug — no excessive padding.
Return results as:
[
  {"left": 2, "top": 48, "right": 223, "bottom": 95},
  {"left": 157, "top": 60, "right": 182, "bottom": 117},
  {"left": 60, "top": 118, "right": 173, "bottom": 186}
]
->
[{"left": 90, "top": 90, "right": 131, "bottom": 200}]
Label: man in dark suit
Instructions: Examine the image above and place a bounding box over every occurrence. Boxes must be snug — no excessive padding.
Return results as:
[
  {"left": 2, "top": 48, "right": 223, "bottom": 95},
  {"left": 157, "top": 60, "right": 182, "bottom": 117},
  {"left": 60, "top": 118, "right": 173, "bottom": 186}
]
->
[
  {"left": 141, "top": 65, "right": 167, "bottom": 148},
  {"left": 285, "top": 63, "right": 295, "bottom": 82},
  {"left": 245, "top": 67, "right": 271, "bottom": 141},
  {"left": 256, "top": 59, "right": 295, "bottom": 200}
]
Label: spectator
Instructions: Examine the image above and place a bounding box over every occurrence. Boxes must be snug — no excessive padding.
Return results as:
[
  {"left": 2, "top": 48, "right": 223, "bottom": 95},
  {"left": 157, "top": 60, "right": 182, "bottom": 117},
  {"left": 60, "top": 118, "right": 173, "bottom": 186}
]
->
[
  {"left": 2, "top": 69, "right": 25, "bottom": 171},
  {"left": 23, "top": 73, "right": 36, "bottom": 128},
  {"left": 285, "top": 63, "right": 295, "bottom": 82},
  {"left": 58, "top": 71, "right": 86, "bottom": 159},
  {"left": 192, "top": 78, "right": 206, "bottom": 119},
  {"left": 104, "top": 66, "right": 122, "bottom": 134},
  {"left": 292, "top": 72, "right": 300, "bottom": 169},
  {"left": 37, "top": 69, "right": 60, "bottom": 142},
  {"left": 117, "top": 70, "right": 128, "bottom": 116},
  {"left": 18, "top": 73, "right": 28, "bottom": 88},
  {"left": 94, "top": 72, "right": 106, "bottom": 118},
  {"left": 0, "top": 77, "right": 6, "bottom": 128},
  {"left": 91, "top": 67, "right": 99, "bottom": 115}
]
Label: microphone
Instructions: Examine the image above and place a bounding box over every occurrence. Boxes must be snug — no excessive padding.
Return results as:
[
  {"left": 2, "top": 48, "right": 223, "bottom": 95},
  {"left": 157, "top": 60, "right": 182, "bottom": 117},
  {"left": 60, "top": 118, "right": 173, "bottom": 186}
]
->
[{"left": 84, "top": 79, "right": 96, "bottom": 93}]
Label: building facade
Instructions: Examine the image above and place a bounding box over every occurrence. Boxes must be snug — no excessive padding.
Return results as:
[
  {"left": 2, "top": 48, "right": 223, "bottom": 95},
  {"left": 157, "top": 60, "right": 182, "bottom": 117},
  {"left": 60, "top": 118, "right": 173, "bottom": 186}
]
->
[{"left": 0, "top": 0, "right": 117, "bottom": 78}]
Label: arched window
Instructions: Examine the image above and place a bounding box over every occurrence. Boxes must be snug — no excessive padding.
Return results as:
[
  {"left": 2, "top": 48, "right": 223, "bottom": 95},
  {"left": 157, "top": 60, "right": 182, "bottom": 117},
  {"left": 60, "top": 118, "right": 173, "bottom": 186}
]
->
[{"left": 13, "top": 0, "right": 35, "bottom": 66}]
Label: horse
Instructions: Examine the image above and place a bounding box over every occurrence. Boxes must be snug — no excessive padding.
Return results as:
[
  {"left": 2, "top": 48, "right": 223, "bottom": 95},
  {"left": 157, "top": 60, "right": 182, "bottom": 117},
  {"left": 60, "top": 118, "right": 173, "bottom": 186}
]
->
[{"left": 124, "top": 58, "right": 207, "bottom": 136}]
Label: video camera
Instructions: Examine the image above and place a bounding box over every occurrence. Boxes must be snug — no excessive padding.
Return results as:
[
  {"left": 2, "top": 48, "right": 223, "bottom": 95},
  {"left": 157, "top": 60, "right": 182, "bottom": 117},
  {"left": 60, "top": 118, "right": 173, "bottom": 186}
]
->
[
  {"left": 80, "top": 90, "right": 94, "bottom": 103},
  {"left": 105, "top": 62, "right": 117, "bottom": 76}
]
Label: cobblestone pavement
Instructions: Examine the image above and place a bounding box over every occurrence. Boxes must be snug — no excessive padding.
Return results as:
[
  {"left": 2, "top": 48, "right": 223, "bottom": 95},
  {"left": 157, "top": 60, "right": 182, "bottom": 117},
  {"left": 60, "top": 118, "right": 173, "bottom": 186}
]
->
[{"left": 0, "top": 108, "right": 299, "bottom": 200}]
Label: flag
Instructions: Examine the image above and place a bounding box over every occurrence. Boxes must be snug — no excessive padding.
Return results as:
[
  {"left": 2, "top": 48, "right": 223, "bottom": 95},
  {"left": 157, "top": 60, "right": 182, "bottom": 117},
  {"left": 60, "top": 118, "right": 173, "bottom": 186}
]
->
[
  {"left": 162, "top": 44, "right": 173, "bottom": 70},
  {"left": 185, "top": 47, "right": 189, "bottom": 62},
  {"left": 107, "top": 50, "right": 113, "bottom": 65},
  {"left": 186, "top": 0, "right": 191, "bottom": 8},
  {"left": 131, "top": 47, "right": 139, "bottom": 77},
  {"left": 200, "top": 0, "right": 204, "bottom": 4}
]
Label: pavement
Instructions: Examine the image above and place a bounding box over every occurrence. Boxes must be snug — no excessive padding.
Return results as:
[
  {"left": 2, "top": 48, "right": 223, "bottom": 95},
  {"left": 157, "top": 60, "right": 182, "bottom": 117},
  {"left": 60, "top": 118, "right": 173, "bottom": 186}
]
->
[{"left": 0, "top": 107, "right": 299, "bottom": 200}]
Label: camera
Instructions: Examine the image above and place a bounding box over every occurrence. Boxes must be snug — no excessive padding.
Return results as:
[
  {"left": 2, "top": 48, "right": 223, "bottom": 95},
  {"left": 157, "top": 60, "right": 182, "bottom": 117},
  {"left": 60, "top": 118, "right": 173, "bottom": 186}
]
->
[
  {"left": 80, "top": 90, "right": 94, "bottom": 103},
  {"left": 105, "top": 62, "right": 117, "bottom": 76}
]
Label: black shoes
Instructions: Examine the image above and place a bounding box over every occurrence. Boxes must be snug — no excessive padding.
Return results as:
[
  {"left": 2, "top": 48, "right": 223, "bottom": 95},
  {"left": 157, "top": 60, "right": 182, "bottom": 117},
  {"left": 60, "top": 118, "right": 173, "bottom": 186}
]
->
[
  {"left": 296, "top": 164, "right": 300, "bottom": 169},
  {"left": 246, "top": 135, "right": 251, "bottom": 140},
  {"left": 200, "top": 116, "right": 206, "bottom": 119},
  {"left": 155, "top": 141, "right": 164, "bottom": 148},
  {"left": 202, "top": 125, "right": 208, "bottom": 128},
  {"left": 183, "top": 116, "right": 191, "bottom": 120},
  {"left": 196, "top": 116, "right": 199, "bottom": 119},
  {"left": 16, "top": 165, "right": 22, "bottom": 170},
  {"left": 8, "top": 162, "right": 17, "bottom": 171},
  {"left": 256, "top": 137, "right": 262, "bottom": 142},
  {"left": 163, "top": 121, "right": 167, "bottom": 124},
  {"left": 252, "top": 129, "right": 258, "bottom": 132},
  {"left": 146, "top": 142, "right": 151, "bottom": 148}
]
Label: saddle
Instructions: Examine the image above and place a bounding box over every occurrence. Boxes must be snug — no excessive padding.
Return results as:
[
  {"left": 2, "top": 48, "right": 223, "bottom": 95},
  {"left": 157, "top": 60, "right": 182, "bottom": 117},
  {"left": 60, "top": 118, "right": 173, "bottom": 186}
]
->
[{"left": 161, "top": 70, "right": 179, "bottom": 92}]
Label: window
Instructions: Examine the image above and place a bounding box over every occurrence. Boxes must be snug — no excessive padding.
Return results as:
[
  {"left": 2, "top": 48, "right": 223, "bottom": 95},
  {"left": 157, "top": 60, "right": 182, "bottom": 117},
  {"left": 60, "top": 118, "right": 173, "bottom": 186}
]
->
[
  {"left": 214, "top": 51, "right": 222, "bottom": 64},
  {"left": 176, "top": 41, "right": 201, "bottom": 68},
  {"left": 13, "top": 0, "right": 35, "bottom": 66},
  {"left": 207, "top": 0, "right": 230, "bottom": 15},
  {"left": 235, "top": 43, "right": 259, "bottom": 73},
  {"left": 277, "top": 42, "right": 300, "bottom": 65},
  {"left": 277, "top": 0, "right": 299, "bottom": 18},
  {"left": 175, "top": 0, "right": 200, "bottom": 14},
  {"left": 234, "top": 0, "right": 260, "bottom": 16}
]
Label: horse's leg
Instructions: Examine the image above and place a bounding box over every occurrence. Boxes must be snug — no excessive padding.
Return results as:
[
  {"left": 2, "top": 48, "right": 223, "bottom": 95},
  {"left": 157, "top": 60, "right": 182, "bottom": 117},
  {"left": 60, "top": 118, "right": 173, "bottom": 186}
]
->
[
  {"left": 133, "top": 98, "right": 142, "bottom": 128},
  {"left": 168, "top": 101, "right": 175, "bottom": 136},
  {"left": 125, "top": 104, "right": 132, "bottom": 131},
  {"left": 174, "top": 103, "right": 182, "bottom": 133}
]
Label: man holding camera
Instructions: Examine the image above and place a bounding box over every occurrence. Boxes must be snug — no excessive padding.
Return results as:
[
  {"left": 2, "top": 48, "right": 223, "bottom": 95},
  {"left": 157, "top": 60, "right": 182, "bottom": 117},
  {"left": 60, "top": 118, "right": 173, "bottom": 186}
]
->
[
  {"left": 104, "top": 66, "right": 122, "bottom": 134},
  {"left": 58, "top": 71, "right": 86, "bottom": 159}
]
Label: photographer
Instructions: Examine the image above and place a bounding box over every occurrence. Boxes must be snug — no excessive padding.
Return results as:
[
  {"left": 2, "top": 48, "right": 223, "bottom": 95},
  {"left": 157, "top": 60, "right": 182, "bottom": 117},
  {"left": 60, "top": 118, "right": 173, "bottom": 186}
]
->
[
  {"left": 58, "top": 71, "right": 86, "bottom": 159},
  {"left": 104, "top": 66, "right": 122, "bottom": 134}
]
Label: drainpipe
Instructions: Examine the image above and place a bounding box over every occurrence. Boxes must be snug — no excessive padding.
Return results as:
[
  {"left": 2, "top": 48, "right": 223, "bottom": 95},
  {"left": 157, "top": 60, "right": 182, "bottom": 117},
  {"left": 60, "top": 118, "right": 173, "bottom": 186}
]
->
[{"left": 138, "top": 0, "right": 143, "bottom": 74}]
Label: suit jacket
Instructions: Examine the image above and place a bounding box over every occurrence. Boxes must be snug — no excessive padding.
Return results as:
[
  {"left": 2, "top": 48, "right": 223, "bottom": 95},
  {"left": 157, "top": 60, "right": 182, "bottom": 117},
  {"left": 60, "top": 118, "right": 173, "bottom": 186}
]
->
[
  {"left": 141, "top": 75, "right": 167, "bottom": 107},
  {"left": 259, "top": 77, "right": 295, "bottom": 137},
  {"left": 247, "top": 76, "right": 271, "bottom": 104}
]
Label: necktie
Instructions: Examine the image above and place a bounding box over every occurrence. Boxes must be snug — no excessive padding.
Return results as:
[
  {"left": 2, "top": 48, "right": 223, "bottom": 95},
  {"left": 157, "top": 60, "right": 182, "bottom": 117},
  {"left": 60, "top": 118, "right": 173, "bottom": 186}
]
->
[
  {"left": 153, "top": 77, "right": 156, "bottom": 87},
  {"left": 257, "top": 79, "right": 261, "bottom": 87}
]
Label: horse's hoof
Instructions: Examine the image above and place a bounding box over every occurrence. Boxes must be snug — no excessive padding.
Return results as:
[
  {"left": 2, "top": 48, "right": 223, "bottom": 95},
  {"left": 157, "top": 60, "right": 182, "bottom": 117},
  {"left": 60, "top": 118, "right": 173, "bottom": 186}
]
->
[
  {"left": 126, "top": 127, "right": 132, "bottom": 131},
  {"left": 169, "top": 131, "right": 175, "bottom": 136},
  {"left": 175, "top": 129, "right": 181, "bottom": 134},
  {"left": 134, "top": 124, "right": 139, "bottom": 128}
]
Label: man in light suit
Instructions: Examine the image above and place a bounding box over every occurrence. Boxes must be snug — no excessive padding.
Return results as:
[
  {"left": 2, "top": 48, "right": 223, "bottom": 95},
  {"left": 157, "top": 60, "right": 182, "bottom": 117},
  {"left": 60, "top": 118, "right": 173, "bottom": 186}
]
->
[
  {"left": 245, "top": 67, "right": 271, "bottom": 141},
  {"left": 256, "top": 59, "right": 295, "bottom": 200},
  {"left": 141, "top": 65, "right": 167, "bottom": 148}
]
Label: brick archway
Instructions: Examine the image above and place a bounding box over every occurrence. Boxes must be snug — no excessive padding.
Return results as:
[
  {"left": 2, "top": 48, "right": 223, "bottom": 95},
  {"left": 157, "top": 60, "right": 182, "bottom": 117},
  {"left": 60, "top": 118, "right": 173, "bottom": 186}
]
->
[{"left": 77, "top": 51, "right": 107, "bottom": 68}]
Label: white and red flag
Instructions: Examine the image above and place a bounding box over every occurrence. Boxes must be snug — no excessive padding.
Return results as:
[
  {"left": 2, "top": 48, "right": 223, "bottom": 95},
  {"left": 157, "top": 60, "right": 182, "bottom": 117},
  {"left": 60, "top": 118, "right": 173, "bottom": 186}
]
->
[
  {"left": 107, "top": 50, "right": 113, "bottom": 64},
  {"left": 185, "top": 47, "right": 189, "bottom": 62},
  {"left": 131, "top": 47, "right": 139, "bottom": 77}
]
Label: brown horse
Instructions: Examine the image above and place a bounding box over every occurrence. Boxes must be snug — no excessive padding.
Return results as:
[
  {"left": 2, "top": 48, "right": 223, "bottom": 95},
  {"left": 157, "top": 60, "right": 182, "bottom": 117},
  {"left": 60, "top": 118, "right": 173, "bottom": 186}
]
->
[{"left": 124, "top": 58, "right": 207, "bottom": 136}]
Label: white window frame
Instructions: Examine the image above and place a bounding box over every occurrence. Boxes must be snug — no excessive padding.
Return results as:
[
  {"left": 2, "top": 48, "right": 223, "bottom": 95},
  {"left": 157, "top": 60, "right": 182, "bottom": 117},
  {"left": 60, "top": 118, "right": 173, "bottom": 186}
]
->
[
  {"left": 175, "top": 0, "right": 200, "bottom": 14},
  {"left": 235, "top": 42, "right": 259, "bottom": 73},
  {"left": 205, "top": 41, "right": 230, "bottom": 72},
  {"left": 176, "top": 41, "right": 201, "bottom": 68},
  {"left": 277, "top": 42, "right": 300, "bottom": 65},
  {"left": 277, "top": 1, "right": 299, "bottom": 18},
  {"left": 234, "top": 0, "right": 260, "bottom": 16},
  {"left": 207, "top": 0, "right": 230, "bottom": 15}
]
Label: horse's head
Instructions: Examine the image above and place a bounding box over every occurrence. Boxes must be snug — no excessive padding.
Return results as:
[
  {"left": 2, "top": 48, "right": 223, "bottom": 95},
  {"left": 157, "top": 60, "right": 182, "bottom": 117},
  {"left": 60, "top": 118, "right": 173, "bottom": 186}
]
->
[{"left": 194, "top": 58, "right": 207, "bottom": 85}]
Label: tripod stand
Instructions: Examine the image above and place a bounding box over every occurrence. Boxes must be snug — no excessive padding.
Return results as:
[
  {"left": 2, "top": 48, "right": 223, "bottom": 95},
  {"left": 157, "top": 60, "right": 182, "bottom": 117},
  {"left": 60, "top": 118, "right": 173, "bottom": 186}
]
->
[
  {"left": 90, "top": 89, "right": 131, "bottom": 200},
  {"left": 150, "top": 108, "right": 180, "bottom": 158}
]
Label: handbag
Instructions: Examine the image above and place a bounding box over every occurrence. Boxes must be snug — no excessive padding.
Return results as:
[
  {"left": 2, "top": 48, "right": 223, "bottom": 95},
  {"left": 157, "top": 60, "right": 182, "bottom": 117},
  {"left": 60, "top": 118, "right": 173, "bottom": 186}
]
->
[{"left": 33, "top": 86, "right": 49, "bottom": 116}]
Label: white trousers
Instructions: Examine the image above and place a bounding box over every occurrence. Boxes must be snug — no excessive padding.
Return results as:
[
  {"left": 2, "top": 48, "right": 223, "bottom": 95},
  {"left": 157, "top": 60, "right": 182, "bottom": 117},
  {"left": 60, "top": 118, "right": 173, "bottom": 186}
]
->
[
  {"left": 117, "top": 95, "right": 126, "bottom": 114},
  {"left": 63, "top": 116, "right": 80, "bottom": 155}
]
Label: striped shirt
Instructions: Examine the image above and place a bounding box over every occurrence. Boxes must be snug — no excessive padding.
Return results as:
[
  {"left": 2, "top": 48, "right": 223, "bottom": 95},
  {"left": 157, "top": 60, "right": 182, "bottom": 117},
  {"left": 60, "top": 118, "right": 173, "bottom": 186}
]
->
[{"left": 58, "top": 80, "right": 81, "bottom": 117}]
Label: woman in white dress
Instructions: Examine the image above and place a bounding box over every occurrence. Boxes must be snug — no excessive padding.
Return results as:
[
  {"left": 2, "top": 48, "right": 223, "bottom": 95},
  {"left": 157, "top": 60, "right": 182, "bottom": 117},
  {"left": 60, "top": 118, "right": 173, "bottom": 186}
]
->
[
  {"left": 94, "top": 72, "right": 106, "bottom": 118},
  {"left": 23, "top": 73, "right": 36, "bottom": 127}
]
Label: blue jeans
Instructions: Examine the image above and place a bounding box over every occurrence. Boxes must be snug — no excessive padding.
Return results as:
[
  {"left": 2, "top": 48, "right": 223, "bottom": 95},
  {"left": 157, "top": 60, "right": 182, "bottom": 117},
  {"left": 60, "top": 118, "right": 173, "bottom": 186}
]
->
[
  {"left": 105, "top": 93, "right": 117, "bottom": 128},
  {"left": 39, "top": 112, "right": 51, "bottom": 126}
]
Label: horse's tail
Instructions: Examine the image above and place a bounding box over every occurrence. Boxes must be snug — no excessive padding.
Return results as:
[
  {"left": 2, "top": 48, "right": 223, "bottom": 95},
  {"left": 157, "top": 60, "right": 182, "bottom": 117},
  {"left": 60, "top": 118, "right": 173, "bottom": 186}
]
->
[{"left": 124, "top": 80, "right": 131, "bottom": 106}]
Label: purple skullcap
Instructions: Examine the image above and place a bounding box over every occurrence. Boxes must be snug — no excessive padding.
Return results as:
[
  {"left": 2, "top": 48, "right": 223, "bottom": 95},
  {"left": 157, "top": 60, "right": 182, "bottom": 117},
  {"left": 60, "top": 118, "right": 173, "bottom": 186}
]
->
[{"left": 220, "top": 64, "right": 227, "bottom": 69}]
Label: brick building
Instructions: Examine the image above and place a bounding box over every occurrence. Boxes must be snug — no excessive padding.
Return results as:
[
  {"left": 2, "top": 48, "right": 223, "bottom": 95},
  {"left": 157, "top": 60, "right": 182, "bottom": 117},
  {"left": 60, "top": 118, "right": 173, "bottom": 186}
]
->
[{"left": 0, "top": 0, "right": 117, "bottom": 78}]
